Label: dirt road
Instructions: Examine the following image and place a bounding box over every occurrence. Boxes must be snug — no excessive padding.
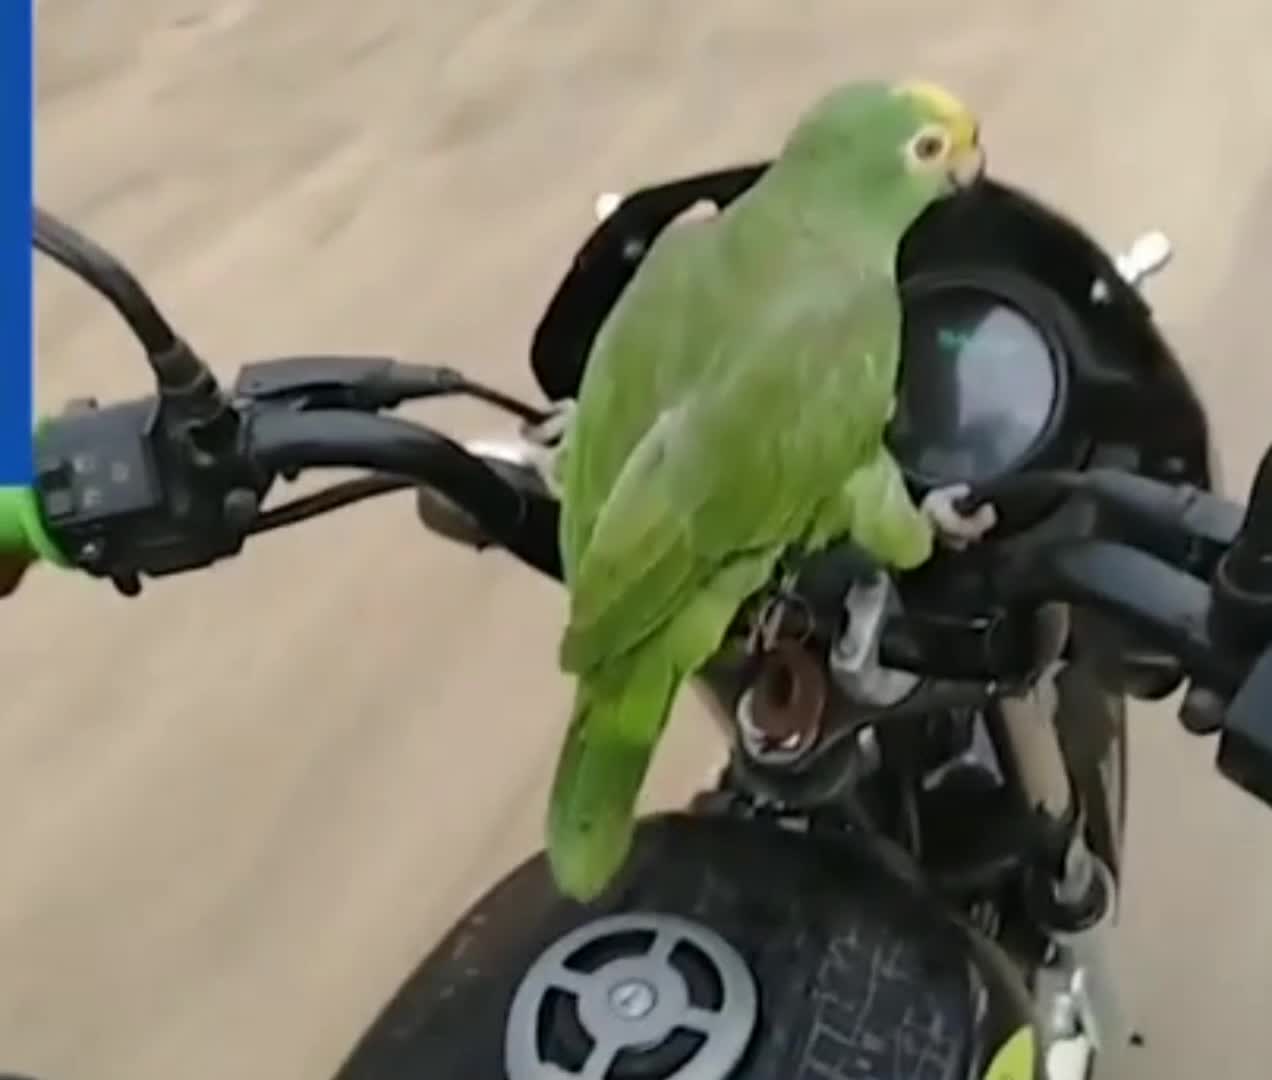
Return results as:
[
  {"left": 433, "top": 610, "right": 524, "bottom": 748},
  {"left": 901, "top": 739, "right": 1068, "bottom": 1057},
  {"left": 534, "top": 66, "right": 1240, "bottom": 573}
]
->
[{"left": 5, "top": 2, "right": 1272, "bottom": 1077}]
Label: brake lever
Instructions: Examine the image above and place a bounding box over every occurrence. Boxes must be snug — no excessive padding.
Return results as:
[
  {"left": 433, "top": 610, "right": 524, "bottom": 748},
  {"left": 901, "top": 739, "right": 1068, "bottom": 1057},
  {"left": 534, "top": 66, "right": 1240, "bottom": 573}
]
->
[{"left": 233, "top": 355, "right": 552, "bottom": 428}]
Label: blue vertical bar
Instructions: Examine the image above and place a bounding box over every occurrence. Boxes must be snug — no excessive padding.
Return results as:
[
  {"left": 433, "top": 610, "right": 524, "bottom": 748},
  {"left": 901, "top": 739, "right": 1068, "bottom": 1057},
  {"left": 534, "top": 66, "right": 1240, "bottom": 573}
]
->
[{"left": 0, "top": 1, "right": 33, "bottom": 484}]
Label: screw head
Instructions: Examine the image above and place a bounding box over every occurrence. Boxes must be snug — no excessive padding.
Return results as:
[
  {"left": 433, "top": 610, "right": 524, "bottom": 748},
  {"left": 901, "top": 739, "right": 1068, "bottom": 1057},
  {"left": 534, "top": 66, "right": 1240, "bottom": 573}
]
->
[
  {"left": 608, "top": 978, "right": 657, "bottom": 1020},
  {"left": 77, "top": 539, "right": 104, "bottom": 566}
]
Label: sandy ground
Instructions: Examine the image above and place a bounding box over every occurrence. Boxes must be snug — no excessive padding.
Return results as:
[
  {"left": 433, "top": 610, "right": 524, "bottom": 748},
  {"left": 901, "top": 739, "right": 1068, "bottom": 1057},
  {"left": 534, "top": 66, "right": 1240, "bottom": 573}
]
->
[{"left": 5, "top": 1, "right": 1272, "bottom": 1077}]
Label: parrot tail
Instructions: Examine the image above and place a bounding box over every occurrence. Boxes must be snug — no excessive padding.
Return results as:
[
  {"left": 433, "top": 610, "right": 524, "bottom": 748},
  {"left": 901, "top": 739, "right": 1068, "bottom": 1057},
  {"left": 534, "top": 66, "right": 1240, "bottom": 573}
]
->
[{"left": 546, "top": 644, "right": 681, "bottom": 902}]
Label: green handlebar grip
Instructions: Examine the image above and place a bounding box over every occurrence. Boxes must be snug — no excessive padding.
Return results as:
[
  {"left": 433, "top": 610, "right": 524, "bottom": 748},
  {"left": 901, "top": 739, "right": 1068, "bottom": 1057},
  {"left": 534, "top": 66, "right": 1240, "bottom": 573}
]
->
[
  {"left": 0, "top": 421, "right": 71, "bottom": 568},
  {"left": 0, "top": 484, "right": 69, "bottom": 567}
]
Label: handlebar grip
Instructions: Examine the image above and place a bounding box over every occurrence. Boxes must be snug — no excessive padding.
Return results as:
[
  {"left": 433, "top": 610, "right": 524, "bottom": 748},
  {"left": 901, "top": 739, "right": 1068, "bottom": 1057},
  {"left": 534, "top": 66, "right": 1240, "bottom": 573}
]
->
[
  {"left": 1212, "top": 444, "right": 1272, "bottom": 646},
  {"left": 0, "top": 485, "right": 68, "bottom": 566},
  {"left": 1234, "top": 444, "right": 1272, "bottom": 561}
]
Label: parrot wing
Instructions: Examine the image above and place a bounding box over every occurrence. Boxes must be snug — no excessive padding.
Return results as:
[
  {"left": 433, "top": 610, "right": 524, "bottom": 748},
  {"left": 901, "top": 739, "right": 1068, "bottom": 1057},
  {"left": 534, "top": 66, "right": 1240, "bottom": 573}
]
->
[
  {"left": 560, "top": 273, "right": 903, "bottom": 676},
  {"left": 558, "top": 222, "right": 718, "bottom": 584}
]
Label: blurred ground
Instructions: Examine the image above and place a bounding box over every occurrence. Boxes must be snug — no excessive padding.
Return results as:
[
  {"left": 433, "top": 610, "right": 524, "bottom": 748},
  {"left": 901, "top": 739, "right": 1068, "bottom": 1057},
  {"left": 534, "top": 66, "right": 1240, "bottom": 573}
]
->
[{"left": 4, "top": 1, "right": 1272, "bottom": 1077}]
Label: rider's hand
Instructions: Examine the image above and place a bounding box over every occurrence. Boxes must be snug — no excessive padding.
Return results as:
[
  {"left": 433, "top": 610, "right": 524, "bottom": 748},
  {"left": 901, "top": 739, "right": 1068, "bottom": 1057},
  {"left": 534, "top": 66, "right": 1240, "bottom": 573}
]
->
[{"left": 0, "top": 553, "right": 30, "bottom": 597}]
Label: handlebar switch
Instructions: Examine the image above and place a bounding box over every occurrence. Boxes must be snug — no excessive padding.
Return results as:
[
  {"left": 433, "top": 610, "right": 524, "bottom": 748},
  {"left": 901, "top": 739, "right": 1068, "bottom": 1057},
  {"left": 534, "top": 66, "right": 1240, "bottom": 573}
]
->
[
  {"left": 36, "top": 399, "right": 166, "bottom": 559},
  {"left": 1217, "top": 646, "right": 1272, "bottom": 810},
  {"left": 35, "top": 395, "right": 267, "bottom": 590}
]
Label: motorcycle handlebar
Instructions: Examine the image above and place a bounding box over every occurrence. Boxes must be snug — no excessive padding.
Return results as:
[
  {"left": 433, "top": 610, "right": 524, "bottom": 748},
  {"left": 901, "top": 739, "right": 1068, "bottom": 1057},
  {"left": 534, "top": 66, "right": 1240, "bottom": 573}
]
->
[
  {"left": 29, "top": 204, "right": 1264, "bottom": 678},
  {"left": 11, "top": 379, "right": 1264, "bottom": 687},
  {"left": 998, "top": 538, "right": 1241, "bottom": 690},
  {"left": 19, "top": 201, "right": 1272, "bottom": 816},
  {"left": 14, "top": 378, "right": 1272, "bottom": 807},
  {"left": 249, "top": 408, "right": 562, "bottom": 578},
  {"left": 251, "top": 409, "right": 526, "bottom": 531}
]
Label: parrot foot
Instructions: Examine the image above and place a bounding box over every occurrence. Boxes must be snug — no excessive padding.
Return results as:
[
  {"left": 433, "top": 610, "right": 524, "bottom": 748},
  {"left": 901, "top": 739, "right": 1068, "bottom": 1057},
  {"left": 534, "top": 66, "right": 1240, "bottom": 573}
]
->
[
  {"left": 746, "top": 569, "right": 809, "bottom": 654},
  {"left": 522, "top": 399, "right": 576, "bottom": 449},
  {"left": 518, "top": 400, "right": 575, "bottom": 498},
  {"left": 747, "top": 597, "right": 784, "bottom": 655},
  {"left": 522, "top": 442, "right": 564, "bottom": 499},
  {"left": 920, "top": 484, "right": 999, "bottom": 550}
]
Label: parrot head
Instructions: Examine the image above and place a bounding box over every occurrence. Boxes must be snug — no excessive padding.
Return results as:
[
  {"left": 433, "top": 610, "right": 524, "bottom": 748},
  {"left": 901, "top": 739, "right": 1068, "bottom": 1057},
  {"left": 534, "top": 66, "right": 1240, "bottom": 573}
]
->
[
  {"left": 776, "top": 79, "right": 985, "bottom": 222},
  {"left": 892, "top": 80, "right": 985, "bottom": 188}
]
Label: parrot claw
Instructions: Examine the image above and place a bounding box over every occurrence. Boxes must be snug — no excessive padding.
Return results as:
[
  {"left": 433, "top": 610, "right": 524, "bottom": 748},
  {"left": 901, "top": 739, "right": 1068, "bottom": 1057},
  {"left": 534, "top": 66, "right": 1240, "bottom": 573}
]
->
[
  {"left": 920, "top": 484, "right": 998, "bottom": 550},
  {"left": 458, "top": 429, "right": 562, "bottom": 499},
  {"left": 519, "top": 400, "right": 576, "bottom": 498},
  {"left": 746, "top": 569, "right": 806, "bottom": 654},
  {"left": 523, "top": 399, "right": 576, "bottom": 449},
  {"left": 747, "top": 598, "right": 783, "bottom": 655},
  {"left": 523, "top": 445, "right": 564, "bottom": 498}
]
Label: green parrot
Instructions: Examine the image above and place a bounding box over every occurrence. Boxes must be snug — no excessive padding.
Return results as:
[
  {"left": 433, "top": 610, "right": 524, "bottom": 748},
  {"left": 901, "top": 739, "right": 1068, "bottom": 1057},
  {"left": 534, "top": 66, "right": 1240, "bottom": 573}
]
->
[{"left": 546, "top": 79, "right": 989, "bottom": 900}]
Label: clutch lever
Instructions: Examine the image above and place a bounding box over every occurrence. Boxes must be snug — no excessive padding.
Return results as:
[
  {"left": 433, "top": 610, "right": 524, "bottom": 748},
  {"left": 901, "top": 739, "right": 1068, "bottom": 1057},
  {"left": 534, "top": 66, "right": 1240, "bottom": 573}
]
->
[{"left": 234, "top": 355, "right": 549, "bottom": 422}]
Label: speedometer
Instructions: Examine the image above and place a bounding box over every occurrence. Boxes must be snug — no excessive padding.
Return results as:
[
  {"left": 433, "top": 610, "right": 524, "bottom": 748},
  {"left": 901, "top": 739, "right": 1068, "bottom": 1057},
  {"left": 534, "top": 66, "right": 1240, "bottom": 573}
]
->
[{"left": 888, "top": 277, "right": 1064, "bottom": 487}]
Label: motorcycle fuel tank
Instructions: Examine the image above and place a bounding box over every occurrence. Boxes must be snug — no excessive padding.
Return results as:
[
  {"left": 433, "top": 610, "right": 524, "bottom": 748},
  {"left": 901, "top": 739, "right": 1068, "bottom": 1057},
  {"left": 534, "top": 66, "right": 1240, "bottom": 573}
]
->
[{"left": 332, "top": 813, "right": 1038, "bottom": 1080}]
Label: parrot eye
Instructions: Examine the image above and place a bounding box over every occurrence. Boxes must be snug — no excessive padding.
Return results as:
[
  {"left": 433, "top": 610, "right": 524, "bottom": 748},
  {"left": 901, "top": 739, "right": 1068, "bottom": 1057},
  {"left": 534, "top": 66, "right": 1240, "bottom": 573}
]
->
[{"left": 908, "top": 127, "right": 950, "bottom": 166}]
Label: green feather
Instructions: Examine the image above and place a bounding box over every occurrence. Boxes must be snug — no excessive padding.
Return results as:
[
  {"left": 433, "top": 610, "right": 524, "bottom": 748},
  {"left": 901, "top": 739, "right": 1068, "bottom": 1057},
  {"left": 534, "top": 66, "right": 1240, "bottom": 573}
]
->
[
  {"left": 549, "top": 551, "right": 780, "bottom": 901},
  {"left": 546, "top": 647, "right": 678, "bottom": 902}
]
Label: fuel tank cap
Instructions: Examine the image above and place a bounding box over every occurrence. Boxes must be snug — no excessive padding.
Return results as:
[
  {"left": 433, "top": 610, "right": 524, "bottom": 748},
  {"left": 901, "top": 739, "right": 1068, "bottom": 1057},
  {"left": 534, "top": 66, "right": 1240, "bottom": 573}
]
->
[{"left": 505, "top": 912, "right": 758, "bottom": 1080}]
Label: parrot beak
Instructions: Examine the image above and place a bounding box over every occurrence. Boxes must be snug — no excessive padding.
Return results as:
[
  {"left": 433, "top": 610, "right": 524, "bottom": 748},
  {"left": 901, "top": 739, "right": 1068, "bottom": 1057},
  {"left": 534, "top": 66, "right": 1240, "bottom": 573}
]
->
[
  {"left": 949, "top": 141, "right": 986, "bottom": 189},
  {"left": 897, "top": 80, "right": 986, "bottom": 188}
]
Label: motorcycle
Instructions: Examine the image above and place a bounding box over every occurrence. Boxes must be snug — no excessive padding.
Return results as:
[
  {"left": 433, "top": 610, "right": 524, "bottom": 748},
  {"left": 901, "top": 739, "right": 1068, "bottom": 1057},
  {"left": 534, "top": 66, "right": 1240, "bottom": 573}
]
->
[{"left": 14, "top": 162, "right": 1272, "bottom": 1080}]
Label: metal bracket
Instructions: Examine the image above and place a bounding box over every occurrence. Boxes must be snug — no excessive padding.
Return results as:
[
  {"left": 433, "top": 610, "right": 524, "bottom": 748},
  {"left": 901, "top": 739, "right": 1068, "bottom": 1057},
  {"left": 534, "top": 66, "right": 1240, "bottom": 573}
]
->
[
  {"left": 594, "top": 191, "right": 624, "bottom": 222},
  {"left": 1115, "top": 230, "right": 1173, "bottom": 288},
  {"left": 829, "top": 572, "right": 919, "bottom": 707},
  {"left": 1093, "top": 230, "right": 1174, "bottom": 301}
]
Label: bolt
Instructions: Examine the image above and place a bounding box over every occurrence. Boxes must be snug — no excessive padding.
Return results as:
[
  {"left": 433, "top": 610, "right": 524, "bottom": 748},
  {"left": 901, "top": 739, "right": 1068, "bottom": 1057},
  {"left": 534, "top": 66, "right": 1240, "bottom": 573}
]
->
[
  {"left": 855, "top": 726, "right": 882, "bottom": 772},
  {"left": 609, "top": 979, "right": 657, "bottom": 1020},
  {"left": 77, "top": 540, "right": 104, "bottom": 567},
  {"left": 1050, "top": 991, "right": 1079, "bottom": 1037}
]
